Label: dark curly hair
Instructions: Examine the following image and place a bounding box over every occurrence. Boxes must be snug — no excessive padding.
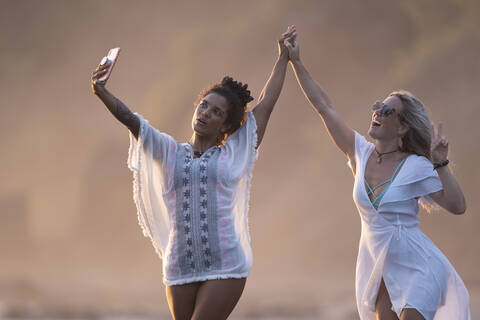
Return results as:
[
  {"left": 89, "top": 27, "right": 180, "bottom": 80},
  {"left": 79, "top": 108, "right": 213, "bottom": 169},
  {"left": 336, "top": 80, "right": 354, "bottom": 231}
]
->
[{"left": 195, "top": 76, "right": 254, "bottom": 144}]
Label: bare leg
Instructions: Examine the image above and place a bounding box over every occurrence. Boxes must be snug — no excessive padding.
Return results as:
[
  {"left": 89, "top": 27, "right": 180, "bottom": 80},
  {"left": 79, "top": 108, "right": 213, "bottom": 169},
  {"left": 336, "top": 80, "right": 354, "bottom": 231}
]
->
[
  {"left": 166, "top": 282, "right": 201, "bottom": 320},
  {"left": 375, "top": 278, "right": 399, "bottom": 320},
  {"left": 191, "top": 278, "right": 247, "bottom": 320},
  {"left": 400, "top": 308, "right": 425, "bottom": 320}
]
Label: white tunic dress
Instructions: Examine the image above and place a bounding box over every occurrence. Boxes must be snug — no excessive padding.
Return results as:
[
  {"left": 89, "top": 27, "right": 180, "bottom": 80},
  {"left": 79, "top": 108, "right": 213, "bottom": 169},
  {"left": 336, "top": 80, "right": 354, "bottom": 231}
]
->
[
  {"left": 127, "top": 111, "right": 258, "bottom": 285},
  {"left": 350, "top": 131, "right": 470, "bottom": 320}
]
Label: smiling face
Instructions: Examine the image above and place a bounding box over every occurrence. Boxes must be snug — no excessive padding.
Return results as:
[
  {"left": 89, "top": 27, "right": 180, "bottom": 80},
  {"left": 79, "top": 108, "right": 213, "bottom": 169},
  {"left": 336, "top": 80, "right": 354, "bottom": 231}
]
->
[
  {"left": 191, "top": 92, "right": 231, "bottom": 140},
  {"left": 368, "top": 95, "right": 408, "bottom": 140}
]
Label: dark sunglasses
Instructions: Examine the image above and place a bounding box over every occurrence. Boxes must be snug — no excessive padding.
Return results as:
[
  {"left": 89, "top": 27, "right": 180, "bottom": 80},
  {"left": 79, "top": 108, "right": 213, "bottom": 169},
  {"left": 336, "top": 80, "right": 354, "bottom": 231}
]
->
[{"left": 372, "top": 101, "right": 396, "bottom": 117}]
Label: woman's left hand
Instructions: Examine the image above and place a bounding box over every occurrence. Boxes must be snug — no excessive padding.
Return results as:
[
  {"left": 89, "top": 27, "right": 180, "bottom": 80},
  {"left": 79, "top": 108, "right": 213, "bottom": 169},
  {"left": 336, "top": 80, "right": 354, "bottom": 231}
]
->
[{"left": 430, "top": 123, "right": 449, "bottom": 163}]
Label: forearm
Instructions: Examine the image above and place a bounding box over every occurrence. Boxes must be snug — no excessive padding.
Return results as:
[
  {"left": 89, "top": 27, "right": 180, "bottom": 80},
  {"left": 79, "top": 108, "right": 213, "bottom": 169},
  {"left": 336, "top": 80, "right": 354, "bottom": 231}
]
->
[
  {"left": 290, "top": 59, "right": 334, "bottom": 115},
  {"left": 435, "top": 166, "right": 466, "bottom": 214},
  {"left": 257, "top": 54, "right": 289, "bottom": 109},
  {"left": 94, "top": 86, "right": 139, "bottom": 138},
  {"left": 288, "top": 58, "right": 355, "bottom": 159}
]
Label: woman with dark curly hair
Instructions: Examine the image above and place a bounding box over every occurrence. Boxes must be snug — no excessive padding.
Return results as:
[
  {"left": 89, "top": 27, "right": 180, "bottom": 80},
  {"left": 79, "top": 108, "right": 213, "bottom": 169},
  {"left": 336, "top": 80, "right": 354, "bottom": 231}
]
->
[
  {"left": 90, "top": 26, "right": 295, "bottom": 320},
  {"left": 284, "top": 26, "right": 470, "bottom": 320}
]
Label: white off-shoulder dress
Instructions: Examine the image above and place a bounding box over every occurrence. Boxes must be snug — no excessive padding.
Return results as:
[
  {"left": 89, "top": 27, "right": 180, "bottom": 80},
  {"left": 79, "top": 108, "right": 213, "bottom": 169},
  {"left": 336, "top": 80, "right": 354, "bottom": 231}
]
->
[
  {"left": 350, "top": 131, "right": 470, "bottom": 320},
  {"left": 127, "top": 111, "right": 258, "bottom": 285}
]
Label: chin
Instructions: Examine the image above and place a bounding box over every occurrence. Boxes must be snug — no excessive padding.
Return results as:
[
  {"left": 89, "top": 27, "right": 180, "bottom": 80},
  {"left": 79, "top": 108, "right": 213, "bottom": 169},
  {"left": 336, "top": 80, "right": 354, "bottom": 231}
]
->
[
  {"left": 368, "top": 126, "right": 387, "bottom": 140},
  {"left": 367, "top": 126, "right": 377, "bottom": 139},
  {"left": 193, "top": 125, "right": 209, "bottom": 136}
]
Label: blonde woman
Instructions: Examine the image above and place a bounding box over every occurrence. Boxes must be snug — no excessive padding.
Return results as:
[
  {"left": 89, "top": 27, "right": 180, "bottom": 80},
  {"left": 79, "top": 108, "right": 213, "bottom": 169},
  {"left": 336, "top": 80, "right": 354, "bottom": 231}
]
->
[{"left": 284, "top": 26, "right": 470, "bottom": 320}]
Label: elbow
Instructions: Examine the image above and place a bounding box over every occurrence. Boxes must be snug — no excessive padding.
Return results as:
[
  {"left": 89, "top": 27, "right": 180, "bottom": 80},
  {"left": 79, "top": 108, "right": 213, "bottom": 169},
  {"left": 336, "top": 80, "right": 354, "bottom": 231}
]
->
[
  {"left": 450, "top": 202, "right": 467, "bottom": 215},
  {"left": 454, "top": 205, "right": 466, "bottom": 215}
]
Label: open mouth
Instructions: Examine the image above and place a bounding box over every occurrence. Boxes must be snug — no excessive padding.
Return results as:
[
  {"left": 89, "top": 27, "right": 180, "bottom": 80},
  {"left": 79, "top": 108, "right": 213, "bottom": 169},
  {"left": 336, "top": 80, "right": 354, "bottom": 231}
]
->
[
  {"left": 197, "top": 118, "right": 207, "bottom": 126},
  {"left": 372, "top": 120, "right": 381, "bottom": 127}
]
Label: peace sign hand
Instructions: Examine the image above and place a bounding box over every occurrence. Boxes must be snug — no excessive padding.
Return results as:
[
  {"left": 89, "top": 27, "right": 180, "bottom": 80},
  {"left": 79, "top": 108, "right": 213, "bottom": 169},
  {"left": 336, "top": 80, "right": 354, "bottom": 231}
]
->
[{"left": 430, "top": 123, "right": 449, "bottom": 163}]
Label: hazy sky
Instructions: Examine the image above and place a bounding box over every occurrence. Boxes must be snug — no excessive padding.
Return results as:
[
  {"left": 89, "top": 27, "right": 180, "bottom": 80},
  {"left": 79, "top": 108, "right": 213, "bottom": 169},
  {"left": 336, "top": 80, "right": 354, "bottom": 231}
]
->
[{"left": 1, "top": 0, "right": 479, "bottom": 318}]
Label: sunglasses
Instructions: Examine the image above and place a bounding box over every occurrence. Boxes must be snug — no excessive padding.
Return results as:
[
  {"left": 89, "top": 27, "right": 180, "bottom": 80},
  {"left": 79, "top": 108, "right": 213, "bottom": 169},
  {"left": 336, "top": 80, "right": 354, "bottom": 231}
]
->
[{"left": 372, "top": 101, "right": 397, "bottom": 117}]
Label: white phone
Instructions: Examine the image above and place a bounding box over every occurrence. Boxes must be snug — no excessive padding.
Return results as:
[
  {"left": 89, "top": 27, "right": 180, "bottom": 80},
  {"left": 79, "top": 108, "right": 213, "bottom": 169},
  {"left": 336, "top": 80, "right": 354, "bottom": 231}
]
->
[{"left": 98, "top": 47, "right": 121, "bottom": 81}]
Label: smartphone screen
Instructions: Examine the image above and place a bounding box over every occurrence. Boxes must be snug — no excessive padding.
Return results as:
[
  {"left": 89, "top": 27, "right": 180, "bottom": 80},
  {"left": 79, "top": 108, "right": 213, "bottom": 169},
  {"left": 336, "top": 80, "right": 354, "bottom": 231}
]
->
[{"left": 98, "top": 47, "right": 121, "bottom": 81}]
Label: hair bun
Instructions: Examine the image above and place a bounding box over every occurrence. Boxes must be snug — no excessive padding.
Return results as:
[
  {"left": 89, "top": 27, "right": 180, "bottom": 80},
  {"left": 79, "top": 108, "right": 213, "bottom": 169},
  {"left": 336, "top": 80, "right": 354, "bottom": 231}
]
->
[{"left": 221, "top": 76, "right": 254, "bottom": 105}]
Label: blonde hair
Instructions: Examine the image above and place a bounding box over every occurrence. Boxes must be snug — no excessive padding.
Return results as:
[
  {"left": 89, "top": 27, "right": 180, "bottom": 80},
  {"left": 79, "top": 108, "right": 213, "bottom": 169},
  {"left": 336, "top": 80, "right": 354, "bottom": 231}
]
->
[
  {"left": 389, "top": 90, "right": 437, "bottom": 212},
  {"left": 389, "top": 90, "right": 432, "bottom": 160}
]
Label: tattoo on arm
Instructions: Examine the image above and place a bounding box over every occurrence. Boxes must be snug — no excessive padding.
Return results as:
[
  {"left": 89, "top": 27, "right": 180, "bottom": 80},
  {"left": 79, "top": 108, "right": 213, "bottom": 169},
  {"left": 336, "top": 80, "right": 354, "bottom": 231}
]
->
[
  {"left": 96, "top": 87, "right": 140, "bottom": 139},
  {"left": 112, "top": 97, "right": 139, "bottom": 138}
]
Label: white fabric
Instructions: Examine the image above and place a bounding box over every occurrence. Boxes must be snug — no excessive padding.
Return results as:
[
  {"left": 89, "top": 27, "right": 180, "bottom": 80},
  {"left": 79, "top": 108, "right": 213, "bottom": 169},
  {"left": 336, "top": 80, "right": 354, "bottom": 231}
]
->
[
  {"left": 127, "top": 111, "right": 258, "bottom": 285},
  {"left": 349, "top": 131, "right": 470, "bottom": 320}
]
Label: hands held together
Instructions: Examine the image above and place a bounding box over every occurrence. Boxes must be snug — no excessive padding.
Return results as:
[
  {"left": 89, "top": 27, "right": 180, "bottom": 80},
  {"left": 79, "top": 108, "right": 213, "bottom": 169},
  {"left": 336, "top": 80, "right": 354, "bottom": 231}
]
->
[{"left": 278, "top": 25, "right": 300, "bottom": 63}]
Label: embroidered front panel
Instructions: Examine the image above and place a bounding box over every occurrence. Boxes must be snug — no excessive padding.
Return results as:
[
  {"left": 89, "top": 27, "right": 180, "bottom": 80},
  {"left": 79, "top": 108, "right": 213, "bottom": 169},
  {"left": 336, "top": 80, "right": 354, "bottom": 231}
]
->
[
  {"left": 198, "top": 150, "right": 213, "bottom": 270},
  {"left": 205, "top": 150, "right": 221, "bottom": 270},
  {"left": 173, "top": 145, "right": 222, "bottom": 277},
  {"left": 216, "top": 148, "right": 236, "bottom": 269},
  {"left": 180, "top": 145, "right": 195, "bottom": 273}
]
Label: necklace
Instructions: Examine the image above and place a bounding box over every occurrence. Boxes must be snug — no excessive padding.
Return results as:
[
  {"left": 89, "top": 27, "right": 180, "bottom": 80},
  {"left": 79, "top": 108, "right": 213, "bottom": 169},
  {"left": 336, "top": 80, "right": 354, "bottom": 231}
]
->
[
  {"left": 375, "top": 148, "right": 399, "bottom": 164},
  {"left": 193, "top": 150, "right": 203, "bottom": 158}
]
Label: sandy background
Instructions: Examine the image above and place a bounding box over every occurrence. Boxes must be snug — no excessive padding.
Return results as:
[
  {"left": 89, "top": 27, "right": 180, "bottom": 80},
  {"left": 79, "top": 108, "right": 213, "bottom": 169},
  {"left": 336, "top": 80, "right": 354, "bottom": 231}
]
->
[{"left": 1, "top": 0, "right": 479, "bottom": 319}]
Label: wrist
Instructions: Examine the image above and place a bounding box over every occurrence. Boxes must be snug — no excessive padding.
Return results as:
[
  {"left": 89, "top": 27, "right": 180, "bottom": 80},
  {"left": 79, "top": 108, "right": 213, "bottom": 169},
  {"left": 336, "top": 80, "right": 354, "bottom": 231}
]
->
[
  {"left": 278, "top": 51, "right": 289, "bottom": 61},
  {"left": 290, "top": 58, "right": 302, "bottom": 66},
  {"left": 93, "top": 83, "right": 106, "bottom": 94},
  {"left": 433, "top": 159, "right": 449, "bottom": 170}
]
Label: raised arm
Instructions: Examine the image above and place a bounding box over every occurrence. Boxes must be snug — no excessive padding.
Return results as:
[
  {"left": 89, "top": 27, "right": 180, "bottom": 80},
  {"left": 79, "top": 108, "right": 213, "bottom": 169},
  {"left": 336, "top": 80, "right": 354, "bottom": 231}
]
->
[
  {"left": 252, "top": 26, "right": 294, "bottom": 148},
  {"left": 285, "top": 28, "right": 355, "bottom": 164},
  {"left": 428, "top": 123, "right": 466, "bottom": 214},
  {"left": 91, "top": 61, "right": 140, "bottom": 139}
]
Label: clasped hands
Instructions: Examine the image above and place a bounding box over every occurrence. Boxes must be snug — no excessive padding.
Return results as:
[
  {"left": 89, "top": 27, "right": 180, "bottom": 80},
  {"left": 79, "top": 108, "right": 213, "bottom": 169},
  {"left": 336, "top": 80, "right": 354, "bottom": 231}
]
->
[{"left": 278, "top": 25, "right": 299, "bottom": 62}]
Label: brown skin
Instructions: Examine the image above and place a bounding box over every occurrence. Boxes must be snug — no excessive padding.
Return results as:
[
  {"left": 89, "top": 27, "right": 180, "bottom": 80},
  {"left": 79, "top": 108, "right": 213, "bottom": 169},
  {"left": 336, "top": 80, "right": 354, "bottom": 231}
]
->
[
  {"left": 189, "top": 93, "right": 231, "bottom": 155},
  {"left": 91, "top": 26, "right": 296, "bottom": 320},
  {"left": 166, "top": 278, "right": 246, "bottom": 320},
  {"left": 91, "top": 62, "right": 140, "bottom": 138},
  {"left": 167, "top": 26, "right": 294, "bottom": 319}
]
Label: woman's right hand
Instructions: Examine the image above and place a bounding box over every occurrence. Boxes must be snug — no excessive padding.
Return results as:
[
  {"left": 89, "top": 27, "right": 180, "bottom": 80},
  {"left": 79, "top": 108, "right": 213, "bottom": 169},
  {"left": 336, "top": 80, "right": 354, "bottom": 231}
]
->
[{"left": 90, "top": 61, "right": 111, "bottom": 94}]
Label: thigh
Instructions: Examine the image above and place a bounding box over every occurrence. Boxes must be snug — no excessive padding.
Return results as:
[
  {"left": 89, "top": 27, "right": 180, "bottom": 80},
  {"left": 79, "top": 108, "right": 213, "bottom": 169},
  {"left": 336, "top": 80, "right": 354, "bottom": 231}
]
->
[
  {"left": 375, "top": 278, "right": 399, "bottom": 320},
  {"left": 400, "top": 308, "right": 425, "bottom": 320},
  {"left": 166, "top": 282, "right": 201, "bottom": 320},
  {"left": 192, "top": 278, "right": 247, "bottom": 320}
]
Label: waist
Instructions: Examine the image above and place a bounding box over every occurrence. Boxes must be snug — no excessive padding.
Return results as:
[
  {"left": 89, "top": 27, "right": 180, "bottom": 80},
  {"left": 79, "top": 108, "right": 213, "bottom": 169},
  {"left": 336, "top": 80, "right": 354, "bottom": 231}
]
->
[{"left": 378, "top": 211, "right": 419, "bottom": 228}]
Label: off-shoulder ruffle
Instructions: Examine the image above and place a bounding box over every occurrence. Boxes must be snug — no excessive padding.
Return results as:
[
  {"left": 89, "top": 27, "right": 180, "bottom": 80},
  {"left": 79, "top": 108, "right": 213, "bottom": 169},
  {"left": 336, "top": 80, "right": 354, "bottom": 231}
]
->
[{"left": 380, "top": 155, "right": 443, "bottom": 208}]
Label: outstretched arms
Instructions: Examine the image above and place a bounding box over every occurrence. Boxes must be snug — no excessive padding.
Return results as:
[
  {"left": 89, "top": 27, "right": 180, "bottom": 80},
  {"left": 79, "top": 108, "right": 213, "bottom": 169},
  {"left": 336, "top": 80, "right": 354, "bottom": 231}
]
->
[
  {"left": 428, "top": 124, "right": 466, "bottom": 214},
  {"left": 252, "top": 26, "right": 295, "bottom": 148},
  {"left": 91, "top": 62, "right": 140, "bottom": 139},
  {"left": 284, "top": 27, "right": 356, "bottom": 167}
]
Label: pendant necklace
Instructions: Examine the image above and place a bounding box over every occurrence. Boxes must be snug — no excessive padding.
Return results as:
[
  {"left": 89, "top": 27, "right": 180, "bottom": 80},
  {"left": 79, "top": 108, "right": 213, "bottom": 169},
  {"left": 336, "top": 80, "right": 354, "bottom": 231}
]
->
[
  {"left": 193, "top": 150, "right": 204, "bottom": 158},
  {"left": 375, "top": 148, "right": 399, "bottom": 164}
]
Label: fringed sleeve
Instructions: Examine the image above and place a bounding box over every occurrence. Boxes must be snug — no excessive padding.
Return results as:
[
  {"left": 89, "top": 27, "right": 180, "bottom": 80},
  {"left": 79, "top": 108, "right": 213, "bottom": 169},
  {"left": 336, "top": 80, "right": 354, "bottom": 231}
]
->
[
  {"left": 127, "top": 113, "right": 178, "bottom": 259},
  {"left": 222, "top": 111, "right": 258, "bottom": 251}
]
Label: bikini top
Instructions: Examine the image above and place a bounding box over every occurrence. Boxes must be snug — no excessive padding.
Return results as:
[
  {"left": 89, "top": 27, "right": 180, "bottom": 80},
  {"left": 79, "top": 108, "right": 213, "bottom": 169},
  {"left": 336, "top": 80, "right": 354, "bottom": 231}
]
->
[{"left": 364, "top": 158, "right": 407, "bottom": 209}]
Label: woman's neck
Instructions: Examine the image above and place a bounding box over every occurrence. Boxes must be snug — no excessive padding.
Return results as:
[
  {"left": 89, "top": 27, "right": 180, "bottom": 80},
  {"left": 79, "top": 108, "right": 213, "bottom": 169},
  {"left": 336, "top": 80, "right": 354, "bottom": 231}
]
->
[
  {"left": 374, "top": 138, "right": 399, "bottom": 154},
  {"left": 189, "top": 133, "right": 218, "bottom": 152}
]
